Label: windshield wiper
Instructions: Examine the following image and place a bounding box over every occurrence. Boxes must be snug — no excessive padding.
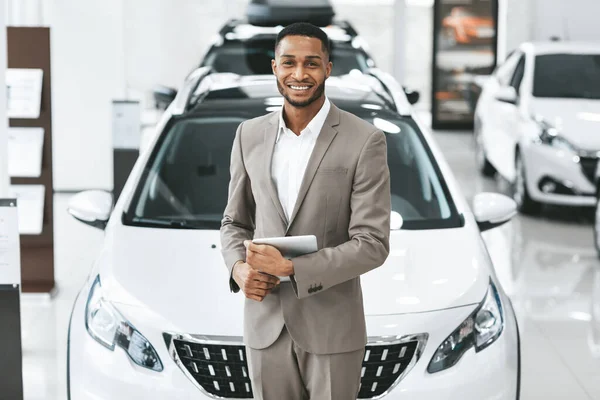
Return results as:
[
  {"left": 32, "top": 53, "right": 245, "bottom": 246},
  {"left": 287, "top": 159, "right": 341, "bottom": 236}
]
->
[
  {"left": 130, "top": 217, "right": 199, "bottom": 229},
  {"left": 129, "top": 217, "right": 219, "bottom": 230}
]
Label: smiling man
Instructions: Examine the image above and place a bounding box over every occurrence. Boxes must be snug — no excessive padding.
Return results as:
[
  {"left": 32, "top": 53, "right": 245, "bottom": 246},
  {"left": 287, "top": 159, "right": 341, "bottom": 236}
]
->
[{"left": 220, "top": 22, "right": 391, "bottom": 399}]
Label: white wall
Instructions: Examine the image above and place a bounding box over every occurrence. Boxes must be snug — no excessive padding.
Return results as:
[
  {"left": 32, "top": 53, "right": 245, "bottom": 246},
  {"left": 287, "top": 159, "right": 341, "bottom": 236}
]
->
[
  {"left": 532, "top": 0, "right": 600, "bottom": 42},
  {"left": 0, "top": 0, "right": 7, "bottom": 197},
  {"left": 46, "top": 0, "right": 249, "bottom": 191},
  {"left": 45, "top": 0, "right": 126, "bottom": 191}
]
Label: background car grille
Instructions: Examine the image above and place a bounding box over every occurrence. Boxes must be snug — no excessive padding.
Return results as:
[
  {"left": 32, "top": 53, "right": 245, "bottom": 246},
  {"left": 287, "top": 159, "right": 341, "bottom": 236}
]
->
[
  {"left": 579, "top": 156, "right": 598, "bottom": 184},
  {"left": 172, "top": 337, "right": 422, "bottom": 399}
]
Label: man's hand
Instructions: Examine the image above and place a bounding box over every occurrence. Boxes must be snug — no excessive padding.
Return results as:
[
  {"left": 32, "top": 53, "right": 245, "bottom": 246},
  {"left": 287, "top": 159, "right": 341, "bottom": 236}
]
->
[
  {"left": 244, "top": 240, "right": 294, "bottom": 277},
  {"left": 232, "top": 261, "right": 280, "bottom": 302}
]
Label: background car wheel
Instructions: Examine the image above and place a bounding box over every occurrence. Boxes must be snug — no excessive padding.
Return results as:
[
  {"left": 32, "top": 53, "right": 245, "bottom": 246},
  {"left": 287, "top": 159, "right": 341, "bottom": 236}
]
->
[
  {"left": 474, "top": 126, "right": 495, "bottom": 177},
  {"left": 594, "top": 195, "right": 600, "bottom": 258},
  {"left": 513, "top": 152, "right": 541, "bottom": 215}
]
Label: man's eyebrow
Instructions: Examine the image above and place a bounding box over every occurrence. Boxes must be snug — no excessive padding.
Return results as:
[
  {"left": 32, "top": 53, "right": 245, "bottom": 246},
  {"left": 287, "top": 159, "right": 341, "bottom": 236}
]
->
[{"left": 280, "top": 54, "right": 322, "bottom": 60}]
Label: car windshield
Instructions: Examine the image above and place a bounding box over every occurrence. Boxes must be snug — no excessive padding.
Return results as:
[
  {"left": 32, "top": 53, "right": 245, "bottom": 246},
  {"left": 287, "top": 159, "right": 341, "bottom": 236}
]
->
[
  {"left": 533, "top": 53, "right": 600, "bottom": 99},
  {"left": 124, "top": 115, "right": 461, "bottom": 230},
  {"left": 202, "top": 41, "right": 370, "bottom": 76}
]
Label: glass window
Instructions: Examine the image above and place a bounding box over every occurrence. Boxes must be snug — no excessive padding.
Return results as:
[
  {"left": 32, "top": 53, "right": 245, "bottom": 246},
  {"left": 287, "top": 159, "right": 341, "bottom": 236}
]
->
[
  {"left": 495, "top": 51, "right": 522, "bottom": 86},
  {"left": 533, "top": 53, "right": 600, "bottom": 99},
  {"left": 509, "top": 55, "right": 526, "bottom": 93},
  {"left": 124, "top": 116, "right": 461, "bottom": 230},
  {"left": 202, "top": 41, "right": 369, "bottom": 76}
]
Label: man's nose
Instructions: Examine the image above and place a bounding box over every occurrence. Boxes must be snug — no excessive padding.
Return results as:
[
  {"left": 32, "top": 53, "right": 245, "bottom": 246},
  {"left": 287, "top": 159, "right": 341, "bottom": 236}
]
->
[{"left": 292, "top": 65, "right": 307, "bottom": 81}]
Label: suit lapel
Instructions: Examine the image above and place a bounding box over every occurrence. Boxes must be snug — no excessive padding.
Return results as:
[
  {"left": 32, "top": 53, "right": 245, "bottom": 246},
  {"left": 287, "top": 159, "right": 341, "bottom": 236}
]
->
[
  {"left": 264, "top": 113, "right": 288, "bottom": 227},
  {"left": 286, "top": 105, "right": 341, "bottom": 231}
]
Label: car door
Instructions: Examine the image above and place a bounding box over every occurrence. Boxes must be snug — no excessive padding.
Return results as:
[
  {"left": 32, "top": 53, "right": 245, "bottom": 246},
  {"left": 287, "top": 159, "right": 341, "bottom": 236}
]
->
[
  {"left": 481, "top": 51, "right": 522, "bottom": 178},
  {"left": 496, "top": 54, "right": 526, "bottom": 181}
]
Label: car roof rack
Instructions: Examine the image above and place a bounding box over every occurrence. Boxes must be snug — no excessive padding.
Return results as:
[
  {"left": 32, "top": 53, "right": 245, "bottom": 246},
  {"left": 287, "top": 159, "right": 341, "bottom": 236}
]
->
[
  {"left": 171, "top": 66, "right": 212, "bottom": 115},
  {"left": 246, "top": 0, "right": 335, "bottom": 27},
  {"left": 366, "top": 69, "right": 412, "bottom": 116},
  {"left": 174, "top": 68, "right": 411, "bottom": 117},
  {"left": 217, "top": 17, "right": 359, "bottom": 43}
]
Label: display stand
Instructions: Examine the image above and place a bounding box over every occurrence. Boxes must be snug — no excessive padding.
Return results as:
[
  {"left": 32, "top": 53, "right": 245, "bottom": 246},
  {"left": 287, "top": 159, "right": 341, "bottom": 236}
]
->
[
  {"left": 0, "top": 199, "right": 24, "bottom": 399},
  {"left": 7, "top": 27, "right": 55, "bottom": 293}
]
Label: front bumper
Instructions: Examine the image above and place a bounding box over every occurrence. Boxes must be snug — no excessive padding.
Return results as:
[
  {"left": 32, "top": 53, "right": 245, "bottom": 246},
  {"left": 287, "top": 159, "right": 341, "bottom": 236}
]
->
[
  {"left": 68, "top": 287, "right": 519, "bottom": 400},
  {"left": 522, "top": 143, "right": 596, "bottom": 206}
]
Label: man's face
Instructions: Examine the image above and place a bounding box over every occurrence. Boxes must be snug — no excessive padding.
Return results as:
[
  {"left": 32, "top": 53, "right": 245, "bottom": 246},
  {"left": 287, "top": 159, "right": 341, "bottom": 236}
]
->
[{"left": 272, "top": 35, "right": 332, "bottom": 108}]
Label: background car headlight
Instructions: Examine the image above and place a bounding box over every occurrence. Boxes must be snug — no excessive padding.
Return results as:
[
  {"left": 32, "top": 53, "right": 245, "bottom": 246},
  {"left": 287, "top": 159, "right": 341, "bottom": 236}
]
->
[
  {"left": 536, "top": 117, "right": 577, "bottom": 152},
  {"left": 427, "top": 280, "right": 504, "bottom": 373},
  {"left": 85, "top": 276, "right": 163, "bottom": 372}
]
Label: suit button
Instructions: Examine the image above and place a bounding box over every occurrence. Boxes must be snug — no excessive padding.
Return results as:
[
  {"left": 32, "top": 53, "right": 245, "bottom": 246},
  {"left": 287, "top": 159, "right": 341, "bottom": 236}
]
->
[
  {"left": 285, "top": 234, "right": 291, "bottom": 237},
  {"left": 317, "top": 285, "right": 323, "bottom": 291},
  {"left": 308, "top": 288, "right": 314, "bottom": 294}
]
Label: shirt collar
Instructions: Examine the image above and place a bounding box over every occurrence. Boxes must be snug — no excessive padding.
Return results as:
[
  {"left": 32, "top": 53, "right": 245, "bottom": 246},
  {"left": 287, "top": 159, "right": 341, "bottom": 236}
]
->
[{"left": 277, "top": 97, "right": 331, "bottom": 143}]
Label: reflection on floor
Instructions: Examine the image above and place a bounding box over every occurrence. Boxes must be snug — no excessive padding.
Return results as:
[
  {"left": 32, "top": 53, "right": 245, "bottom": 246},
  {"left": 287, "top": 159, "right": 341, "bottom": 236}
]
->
[{"left": 21, "top": 127, "right": 600, "bottom": 399}]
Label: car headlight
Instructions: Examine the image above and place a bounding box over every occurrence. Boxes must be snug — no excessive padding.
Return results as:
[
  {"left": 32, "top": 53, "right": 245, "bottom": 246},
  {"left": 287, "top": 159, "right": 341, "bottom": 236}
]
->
[
  {"left": 85, "top": 276, "right": 163, "bottom": 372},
  {"left": 535, "top": 117, "right": 577, "bottom": 152},
  {"left": 427, "top": 280, "right": 504, "bottom": 373}
]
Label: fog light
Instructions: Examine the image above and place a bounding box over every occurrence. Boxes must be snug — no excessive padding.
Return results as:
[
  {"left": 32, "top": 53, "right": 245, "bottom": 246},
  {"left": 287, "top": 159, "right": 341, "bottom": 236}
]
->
[{"left": 541, "top": 182, "right": 556, "bottom": 193}]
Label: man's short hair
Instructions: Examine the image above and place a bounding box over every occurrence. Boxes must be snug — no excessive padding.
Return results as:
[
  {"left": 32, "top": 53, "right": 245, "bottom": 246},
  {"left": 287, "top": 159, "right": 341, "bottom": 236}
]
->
[{"left": 275, "top": 22, "right": 331, "bottom": 59}]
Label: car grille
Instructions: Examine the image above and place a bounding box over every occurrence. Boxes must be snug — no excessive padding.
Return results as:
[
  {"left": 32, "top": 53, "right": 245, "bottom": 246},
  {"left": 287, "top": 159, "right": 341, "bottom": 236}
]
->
[
  {"left": 579, "top": 156, "right": 598, "bottom": 184},
  {"left": 165, "top": 333, "right": 428, "bottom": 400}
]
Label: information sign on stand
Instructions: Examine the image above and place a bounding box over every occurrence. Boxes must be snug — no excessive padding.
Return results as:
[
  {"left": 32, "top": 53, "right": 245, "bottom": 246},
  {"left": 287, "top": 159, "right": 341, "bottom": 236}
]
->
[{"left": 0, "top": 198, "right": 24, "bottom": 399}]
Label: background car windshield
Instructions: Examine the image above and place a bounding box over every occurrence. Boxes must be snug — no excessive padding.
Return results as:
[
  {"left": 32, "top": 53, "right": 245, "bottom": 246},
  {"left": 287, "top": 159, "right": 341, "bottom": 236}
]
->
[
  {"left": 533, "top": 53, "right": 600, "bottom": 99},
  {"left": 125, "top": 116, "right": 459, "bottom": 230},
  {"left": 202, "top": 42, "right": 370, "bottom": 76}
]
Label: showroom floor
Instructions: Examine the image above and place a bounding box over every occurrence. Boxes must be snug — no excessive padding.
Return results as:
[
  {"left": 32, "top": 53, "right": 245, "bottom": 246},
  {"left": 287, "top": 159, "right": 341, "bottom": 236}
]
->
[{"left": 20, "top": 123, "right": 600, "bottom": 400}]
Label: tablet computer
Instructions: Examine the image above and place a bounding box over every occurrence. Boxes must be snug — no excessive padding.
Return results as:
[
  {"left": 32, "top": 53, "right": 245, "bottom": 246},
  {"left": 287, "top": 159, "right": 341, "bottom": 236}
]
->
[{"left": 252, "top": 235, "right": 317, "bottom": 281}]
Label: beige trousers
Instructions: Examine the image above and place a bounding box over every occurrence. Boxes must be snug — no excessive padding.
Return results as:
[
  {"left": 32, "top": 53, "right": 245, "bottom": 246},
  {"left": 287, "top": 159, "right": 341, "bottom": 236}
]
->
[{"left": 246, "top": 327, "right": 364, "bottom": 400}]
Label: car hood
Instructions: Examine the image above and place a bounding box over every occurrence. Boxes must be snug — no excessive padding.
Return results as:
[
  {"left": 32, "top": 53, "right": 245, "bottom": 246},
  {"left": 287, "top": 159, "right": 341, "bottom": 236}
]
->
[
  {"left": 531, "top": 98, "right": 600, "bottom": 151},
  {"left": 99, "top": 224, "right": 489, "bottom": 335}
]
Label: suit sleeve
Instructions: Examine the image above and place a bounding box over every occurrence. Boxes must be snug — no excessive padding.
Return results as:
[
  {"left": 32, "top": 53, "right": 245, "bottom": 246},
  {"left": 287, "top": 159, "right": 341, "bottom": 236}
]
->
[
  {"left": 220, "top": 121, "right": 255, "bottom": 293},
  {"left": 290, "top": 129, "right": 391, "bottom": 299}
]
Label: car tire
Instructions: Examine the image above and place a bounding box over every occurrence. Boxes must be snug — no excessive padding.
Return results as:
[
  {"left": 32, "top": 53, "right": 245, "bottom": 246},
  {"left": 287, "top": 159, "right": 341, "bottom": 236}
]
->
[
  {"left": 513, "top": 152, "right": 541, "bottom": 215},
  {"left": 474, "top": 124, "right": 496, "bottom": 177},
  {"left": 593, "top": 194, "right": 600, "bottom": 259}
]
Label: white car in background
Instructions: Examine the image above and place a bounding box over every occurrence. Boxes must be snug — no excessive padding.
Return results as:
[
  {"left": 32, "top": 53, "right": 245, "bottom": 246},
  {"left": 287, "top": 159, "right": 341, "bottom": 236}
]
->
[
  {"left": 474, "top": 41, "right": 600, "bottom": 213},
  {"left": 66, "top": 70, "right": 521, "bottom": 399}
]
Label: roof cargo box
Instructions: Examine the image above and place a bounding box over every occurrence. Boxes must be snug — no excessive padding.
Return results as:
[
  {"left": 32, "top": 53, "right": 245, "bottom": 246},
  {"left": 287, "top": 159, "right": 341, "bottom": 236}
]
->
[{"left": 246, "top": 0, "right": 335, "bottom": 27}]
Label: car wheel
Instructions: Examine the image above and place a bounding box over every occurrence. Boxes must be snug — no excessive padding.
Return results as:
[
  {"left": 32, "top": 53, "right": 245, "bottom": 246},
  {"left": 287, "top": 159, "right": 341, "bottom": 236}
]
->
[
  {"left": 594, "top": 194, "right": 600, "bottom": 258},
  {"left": 474, "top": 124, "right": 495, "bottom": 177},
  {"left": 513, "top": 152, "right": 541, "bottom": 214}
]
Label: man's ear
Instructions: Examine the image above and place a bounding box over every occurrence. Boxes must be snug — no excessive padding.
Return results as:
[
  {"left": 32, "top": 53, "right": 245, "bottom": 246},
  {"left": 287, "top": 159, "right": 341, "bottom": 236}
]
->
[
  {"left": 325, "top": 61, "right": 333, "bottom": 79},
  {"left": 271, "top": 59, "right": 277, "bottom": 75}
]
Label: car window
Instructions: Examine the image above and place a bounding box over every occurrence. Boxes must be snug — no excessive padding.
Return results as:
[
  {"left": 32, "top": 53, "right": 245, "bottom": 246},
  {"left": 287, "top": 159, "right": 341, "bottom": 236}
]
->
[
  {"left": 495, "top": 51, "right": 522, "bottom": 86},
  {"left": 509, "top": 55, "right": 526, "bottom": 93},
  {"left": 202, "top": 41, "right": 370, "bottom": 76},
  {"left": 124, "top": 115, "right": 461, "bottom": 230},
  {"left": 533, "top": 53, "right": 600, "bottom": 99}
]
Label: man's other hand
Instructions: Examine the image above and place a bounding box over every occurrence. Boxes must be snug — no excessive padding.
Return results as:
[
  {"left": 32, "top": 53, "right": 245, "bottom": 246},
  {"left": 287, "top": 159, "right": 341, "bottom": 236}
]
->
[
  {"left": 232, "top": 261, "right": 280, "bottom": 302},
  {"left": 244, "top": 241, "right": 294, "bottom": 277}
]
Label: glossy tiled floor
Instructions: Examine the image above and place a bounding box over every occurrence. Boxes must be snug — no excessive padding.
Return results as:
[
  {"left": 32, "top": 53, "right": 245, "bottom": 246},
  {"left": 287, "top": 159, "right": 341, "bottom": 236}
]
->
[{"left": 20, "top": 125, "right": 600, "bottom": 399}]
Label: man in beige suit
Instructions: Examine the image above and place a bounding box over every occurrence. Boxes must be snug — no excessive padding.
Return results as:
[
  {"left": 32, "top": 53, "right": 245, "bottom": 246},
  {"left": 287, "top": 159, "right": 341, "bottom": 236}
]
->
[{"left": 220, "top": 22, "right": 391, "bottom": 399}]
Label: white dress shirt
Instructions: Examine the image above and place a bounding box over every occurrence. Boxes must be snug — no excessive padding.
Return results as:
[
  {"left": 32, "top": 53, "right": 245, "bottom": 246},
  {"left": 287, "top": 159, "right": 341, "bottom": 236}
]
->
[{"left": 271, "top": 98, "right": 331, "bottom": 221}]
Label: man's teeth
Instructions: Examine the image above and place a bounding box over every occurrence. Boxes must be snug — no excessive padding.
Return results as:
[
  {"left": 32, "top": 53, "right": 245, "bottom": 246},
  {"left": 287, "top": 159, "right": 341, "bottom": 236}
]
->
[{"left": 290, "top": 86, "right": 310, "bottom": 90}]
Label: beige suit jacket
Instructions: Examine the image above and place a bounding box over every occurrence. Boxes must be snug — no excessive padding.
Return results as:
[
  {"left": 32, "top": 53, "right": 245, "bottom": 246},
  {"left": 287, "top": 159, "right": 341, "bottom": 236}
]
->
[{"left": 220, "top": 102, "right": 391, "bottom": 355}]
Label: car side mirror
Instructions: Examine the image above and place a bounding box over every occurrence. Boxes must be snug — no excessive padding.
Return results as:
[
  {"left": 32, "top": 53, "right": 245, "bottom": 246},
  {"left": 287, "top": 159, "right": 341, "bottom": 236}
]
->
[
  {"left": 390, "top": 211, "right": 404, "bottom": 230},
  {"left": 403, "top": 87, "right": 420, "bottom": 105},
  {"left": 495, "top": 86, "right": 518, "bottom": 105},
  {"left": 67, "top": 190, "right": 113, "bottom": 230},
  {"left": 473, "top": 192, "right": 516, "bottom": 232},
  {"left": 153, "top": 85, "right": 178, "bottom": 110}
]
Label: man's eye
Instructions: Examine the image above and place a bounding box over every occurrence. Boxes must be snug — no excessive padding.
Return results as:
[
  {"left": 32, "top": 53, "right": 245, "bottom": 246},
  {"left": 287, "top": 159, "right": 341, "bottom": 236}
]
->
[{"left": 283, "top": 61, "right": 293, "bottom": 66}]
